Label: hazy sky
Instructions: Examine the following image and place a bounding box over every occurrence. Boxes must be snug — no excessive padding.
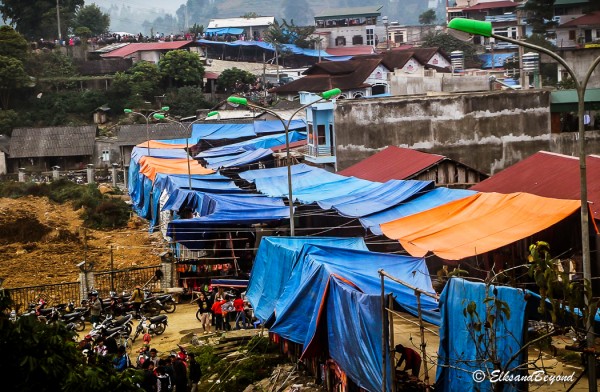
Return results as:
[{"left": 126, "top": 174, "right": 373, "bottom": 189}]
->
[{"left": 91, "top": 0, "right": 183, "bottom": 14}]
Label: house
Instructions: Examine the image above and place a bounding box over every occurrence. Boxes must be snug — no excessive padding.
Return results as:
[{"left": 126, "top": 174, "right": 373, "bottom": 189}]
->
[
  {"left": 206, "top": 17, "right": 275, "bottom": 41},
  {"left": 100, "top": 41, "right": 203, "bottom": 64},
  {"left": 314, "top": 6, "right": 384, "bottom": 50},
  {"left": 338, "top": 146, "right": 488, "bottom": 187},
  {"left": 7, "top": 126, "right": 97, "bottom": 173},
  {"left": 270, "top": 58, "right": 391, "bottom": 100},
  {"left": 0, "top": 134, "right": 9, "bottom": 175},
  {"left": 555, "top": 11, "right": 600, "bottom": 48}
]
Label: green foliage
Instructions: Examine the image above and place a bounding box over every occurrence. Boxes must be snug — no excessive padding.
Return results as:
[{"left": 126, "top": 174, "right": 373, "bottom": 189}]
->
[
  {"left": 74, "top": 26, "right": 93, "bottom": 39},
  {"left": 82, "top": 198, "right": 131, "bottom": 229},
  {"left": 0, "top": 55, "right": 30, "bottom": 109},
  {"left": 164, "top": 86, "right": 211, "bottom": 117},
  {"left": 263, "top": 19, "right": 316, "bottom": 49},
  {"left": 421, "top": 32, "right": 481, "bottom": 65},
  {"left": 217, "top": 67, "right": 258, "bottom": 92},
  {"left": 107, "top": 61, "right": 161, "bottom": 108},
  {"left": 0, "top": 25, "right": 29, "bottom": 62},
  {"left": 25, "top": 51, "right": 79, "bottom": 91},
  {"left": 0, "top": 0, "right": 84, "bottom": 40},
  {"left": 72, "top": 4, "right": 110, "bottom": 36},
  {"left": 241, "top": 12, "right": 260, "bottom": 18},
  {"left": 0, "top": 108, "right": 18, "bottom": 136},
  {"left": 523, "top": 0, "right": 557, "bottom": 37},
  {"left": 189, "top": 23, "right": 204, "bottom": 36},
  {"left": 159, "top": 50, "right": 205, "bottom": 87},
  {"left": 557, "top": 77, "right": 576, "bottom": 90},
  {"left": 0, "top": 291, "right": 141, "bottom": 391},
  {"left": 419, "top": 9, "right": 437, "bottom": 25},
  {"left": 19, "top": 89, "right": 106, "bottom": 126}
]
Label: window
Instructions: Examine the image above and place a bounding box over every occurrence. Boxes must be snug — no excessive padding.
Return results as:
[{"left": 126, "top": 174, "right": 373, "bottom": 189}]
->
[
  {"left": 394, "top": 32, "right": 404, "bottom": 43},
  {"left": 102, "top": 149, "right": 110, "bottom": 162},
  {"left": 317, "top": 125, "right": 326, "bottom": 144},
  {"left": 335, "top": 36, "right": 346, "bottom": 46},
  {"left": 569, "top": 30, "right": 576, "bottom": 40},
  {"left": 366, "top": 28, "right": 374, "bottom": 46},
  {"left": 352, "top": 35, "right": 364, "bottom": 45}
]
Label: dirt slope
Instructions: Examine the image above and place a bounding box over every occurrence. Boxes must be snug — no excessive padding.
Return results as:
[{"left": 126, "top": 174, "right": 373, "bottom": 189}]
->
[{"left": 0, "top": 196, "right": 166, "bottom": 288}]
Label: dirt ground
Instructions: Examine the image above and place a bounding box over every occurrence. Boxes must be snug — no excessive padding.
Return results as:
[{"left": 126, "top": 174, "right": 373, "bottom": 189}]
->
[{"left": 0, "top": 195, "right": 166, "bottom": 288}]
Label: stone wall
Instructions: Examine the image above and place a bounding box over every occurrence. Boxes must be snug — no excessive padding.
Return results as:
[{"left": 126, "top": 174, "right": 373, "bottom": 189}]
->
[{"left": 334, "top": 90, "right": 600, "bottom": 175}]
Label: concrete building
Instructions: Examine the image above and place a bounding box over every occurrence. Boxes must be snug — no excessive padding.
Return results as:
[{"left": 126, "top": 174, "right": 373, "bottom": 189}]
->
[
  {"left": 100, "top": 41, "right": 203, "bottom": 64},
  {"left": 314, "top": 6, "right": 383, "bottom": 50},
  {"left": 206, "top": 17, "right": 275, "bottom": 41}
]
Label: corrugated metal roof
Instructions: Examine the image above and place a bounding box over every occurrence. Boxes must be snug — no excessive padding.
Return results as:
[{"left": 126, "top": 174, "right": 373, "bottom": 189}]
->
[
  {"left": 554, "top": 0, "right": 589, "bottom": 5},
  {"left": 207, "top": 17, "right": 275, "bottom": 28},
  {"left": 315, "top": 6, "right": 383, "bottom": 18},
  {"left": 9, "top": 126, "right": 97, "bottom": 158},
  {"left": 464, "top": 1, "right": 519, "bottom": 11},
  {"left": 470, "top": 151, "right": 600, "bottom": 220},
  {"left": 101, "top": 41, "right": 195, "bottom": 58},
  {"left": 338, "top": 146, "right": 445, "bottom": 181},
  {"left": 117, "top": 123, "right": 190, "bottom": 146},
  {"left": 560, "top": 11, "right": 600, "bottom": 27}
]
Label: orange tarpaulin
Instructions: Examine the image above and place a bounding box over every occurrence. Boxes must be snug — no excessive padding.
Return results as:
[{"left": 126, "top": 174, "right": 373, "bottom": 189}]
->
[
  {"left": 380, "top": 192, "right": 580, "bottom": 260},
  {"left": 135, "top": 140, "right": 188, "bottom": 149},
  {"left": 139, "top": 156, "right": 214, "bottom": 182}
]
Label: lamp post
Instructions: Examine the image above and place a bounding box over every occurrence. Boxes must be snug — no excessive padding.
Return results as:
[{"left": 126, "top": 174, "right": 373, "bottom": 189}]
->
[
  {"left": 382, "top": 16, "right": 390, "bottom": 51},
  {"left": 124, "top": 106, "right": 170, "bottom": 156},
  {"left": 226, "top": 88, "right": 341, "bottom": 236},
  {"left": 153, "top": 111, "right": 220, "bottom": 190},
  {"left": 449, "top": 18, "right": 600, "bottom": 391}
]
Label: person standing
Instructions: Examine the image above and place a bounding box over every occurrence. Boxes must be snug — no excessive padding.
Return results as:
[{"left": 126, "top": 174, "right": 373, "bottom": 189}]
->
[
  {"left": 131, "top": 285, "right": 145, "bottom": 318},
  {"left": 140, "top": 360, "right": 157, "bottom": 392},
  {"left": 234, "top": 293, "right": 247, "bottom": 329},
  {"left": 197, "top": 292, "right": 212, "bottom": 334},
  {"left": 171, "top": 356, "right": 188, "bottom": 392},
  {"left": 188, "top": 353, "right": 202, "bottom": 392},
  {"left": 211, "top": 298, "right": 225, "bottom": 331},
  {"left": 89, "top": 291, "right": 102, "bottom": 325}
]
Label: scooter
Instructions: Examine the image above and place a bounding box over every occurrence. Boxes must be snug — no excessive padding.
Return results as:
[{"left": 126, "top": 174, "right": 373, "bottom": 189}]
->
[{"left": 131, "top": 314, "right": 168, "bottom": 342}]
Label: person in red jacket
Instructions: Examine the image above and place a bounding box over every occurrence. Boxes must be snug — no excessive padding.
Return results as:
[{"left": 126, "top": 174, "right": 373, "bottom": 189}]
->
[
  {"left": 211, "top": 299, "right": 226, "bottom": 331},
  {"left": 233, "top": 293, "right": 247, "bottom": 329},
  {"left": 395, "top": 344, "right": 422, "bottom": 377}
]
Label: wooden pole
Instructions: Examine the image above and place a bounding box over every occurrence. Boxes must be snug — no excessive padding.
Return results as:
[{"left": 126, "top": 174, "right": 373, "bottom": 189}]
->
[
  {"left": 389, "top": 294, "right": 397, "bottom": 392},
  {"left": 381, "top": 272, "right": 388, "bottom": 392},
  {"left": 416, "top": 291, "right": 430, "bottom": 391}
]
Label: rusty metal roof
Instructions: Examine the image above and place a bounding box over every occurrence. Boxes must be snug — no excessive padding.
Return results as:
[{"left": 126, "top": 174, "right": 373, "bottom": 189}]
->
[
  {"left": 9, "top": 126, "right": 97, "bottom": 158},
  {"left": 101, "top": 41, "right": 196, "bottom": 58},
  {"left": 470, "top": 151, "right": 600, "bottom": 220},
  {"left": 338, "top": 146, "right": 446, "bottom": 181}
]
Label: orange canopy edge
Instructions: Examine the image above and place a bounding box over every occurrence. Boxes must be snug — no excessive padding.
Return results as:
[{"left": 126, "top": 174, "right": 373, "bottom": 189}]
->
[
  {"left": 135, "top": 140, "right": 189, "bottom": 149},
  {"left": 139, "top": 156, "right": 214, "bottom": 181}
]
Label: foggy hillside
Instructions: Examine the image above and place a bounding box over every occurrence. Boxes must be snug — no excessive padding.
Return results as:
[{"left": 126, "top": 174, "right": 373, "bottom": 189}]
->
[{"left": 91, "top": 0, "right": 445, "bottom": 36}]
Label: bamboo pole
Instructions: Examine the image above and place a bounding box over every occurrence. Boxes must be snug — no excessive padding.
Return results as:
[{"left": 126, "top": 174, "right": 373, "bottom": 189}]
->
[
  {"left": 381, "top": 272, "right": 387, "bottom": 392},
  {"left": 416, "top": 291, "right": 430, "bottom": 390}
]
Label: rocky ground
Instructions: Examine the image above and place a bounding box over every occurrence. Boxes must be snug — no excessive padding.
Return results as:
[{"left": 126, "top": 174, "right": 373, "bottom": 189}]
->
[{"left": 0, "top": 195, "right": 166, "bottom": 288}]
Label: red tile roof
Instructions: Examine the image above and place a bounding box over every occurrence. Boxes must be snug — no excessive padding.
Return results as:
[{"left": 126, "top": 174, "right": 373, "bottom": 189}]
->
[
  {"left": 338, "top": 146, "right": 446, "bottom": 181},
  {"left": 204, "top": 71, "right": 219, "bottom": 79},
  {"left": 463, "top": 1, "right": 519, "bottom": 11},
  {"left": 101, "top": 41, "right": 195, "bottom": 58},
  {"left": 470, "top": 151, "right": 600, "bottom": 220},
  {"left": 561, "top": 11, "right": 600, "bottom": 28},
  {"left": 326, "top": 46, "right": 376, "bottom": 56}
]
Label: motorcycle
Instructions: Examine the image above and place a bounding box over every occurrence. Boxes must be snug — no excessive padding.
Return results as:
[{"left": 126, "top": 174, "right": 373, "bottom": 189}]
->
[
  {"left": 59, "top": 309, "right": 87, "bottom": 332},
  {"left": 131, "top": 314, "right": 168, "bottom": 342},
  {"left": 91, "top": 313, "right": 134, "bottom": 338},
  {"left": 145, "top": 291, "right": 177, "bottom": 314}
]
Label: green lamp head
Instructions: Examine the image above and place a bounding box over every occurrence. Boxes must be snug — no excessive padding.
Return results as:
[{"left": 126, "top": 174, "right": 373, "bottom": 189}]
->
[
  {"left": 206, "top": 111, "right": 219, "bottom": 118},
  {"left": 153, "top": 113, "right": 165, "bottom": 120},
  {"left": 227, "top": 96, "right": 248, "bottom": 106},
  {"left": 161, "top": 106, "right": 170, "bottom": 112},
  {"left": 321, "top": 88, "right": 342, "bottom": 100},
  {"left": 447, "top": 18, "right": 492, "bottom": 38},
  {"left": 124, "top": 108, "right": 133, "bottom": 114}
]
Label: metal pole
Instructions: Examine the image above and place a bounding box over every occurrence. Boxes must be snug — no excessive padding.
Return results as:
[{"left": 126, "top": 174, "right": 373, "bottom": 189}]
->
[
  {"left": 56, "top": 0, "right": 62, "bottom": 41},
  {"left": 110, "top": 245, "right": 115, "bottom": 293},
  {"left": 388, "top": 294, "right": 397, "bottom": 392},
  {"left": 416, "top": 292, "right": 430, "bottom": 390},
  {"left": 284, "top": 121, "right": 295, "bottom": 236},
  {"left": 186, "top": 129, "right": 192, "bottom": 190},
  {"left": 489, "top": 33, "right": 599, "bottom": 392},
  {"left": 381, "top": 271, "right": 387, "bottom": 392}
]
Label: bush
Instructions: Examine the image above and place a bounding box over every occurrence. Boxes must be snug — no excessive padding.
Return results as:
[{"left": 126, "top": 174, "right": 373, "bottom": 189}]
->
[{"left": 82, "top": 198, "right": 131, "bottom": 229}]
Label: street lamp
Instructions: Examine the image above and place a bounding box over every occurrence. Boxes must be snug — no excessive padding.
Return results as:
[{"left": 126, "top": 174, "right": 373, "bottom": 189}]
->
[
  {"left": 448, "top": 18, "right": 600, "bottom": 391},
  {"left": 226, "top": 88, "right": 341, "bottom": 236},
  {"left": 124, "top": 106, "right": 170, "bottom": 156},
  {"left": 382, "top": 16, "right": 390, "bottom": 51},
  {"left": 153, "top": 111, "right": 220, "bottom": 190}
]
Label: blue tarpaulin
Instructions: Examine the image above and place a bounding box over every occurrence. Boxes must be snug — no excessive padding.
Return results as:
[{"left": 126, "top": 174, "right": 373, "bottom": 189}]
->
[
  {"left": 239, "top": 163, "right": 315, "bottom": 182},
  {"left": 197, "top": 131, "right": 306, "bottom": 158},
  {"left": 205, "top": 148, "right": 273, "bottom": 169},
  {"left": 161, "top": 189, "right": 259, "bottom": 213},
  {"left": 360, "top": 188, "right": 477, "bottom": 235},
  {"left": 436, "top": 278, "right": 527, "bottom": 392},
  {"left": 131, "top": 146, "right": 189, "bottom": 161},
  {"left": 316, "top": 179, "right": 434, "bottom": 218},
  {"left": 198, "top": 39, "right": 333, "bottom": 58},
  {"left": 205, "top": 27, "right": 244, "bottom": 35},
  {"left": 246, "top": 237, "right": 368, "bottom": 322},
  {"left": 269, "top": 244, "right": 439, "bottom": 392},
  {"left": 478, "top": 52, "right": 517, "bottom": 69}
]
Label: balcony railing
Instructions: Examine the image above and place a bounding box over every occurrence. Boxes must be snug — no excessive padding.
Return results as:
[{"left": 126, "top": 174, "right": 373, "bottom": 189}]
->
[{"left": 485, "top": 14, "right": 517, "bottom": 23}]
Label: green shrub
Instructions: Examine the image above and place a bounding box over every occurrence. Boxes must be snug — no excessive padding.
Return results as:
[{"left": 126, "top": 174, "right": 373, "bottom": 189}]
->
[{"left": 82, "top": 198, "right": 131, "bottom": 229}]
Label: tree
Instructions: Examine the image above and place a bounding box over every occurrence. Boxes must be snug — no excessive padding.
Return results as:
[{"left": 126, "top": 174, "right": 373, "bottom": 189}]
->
[
  {"left": 523, "top": 0, "right": 557, "bottom": 37},
  {"left": 25, "top": 51, "right": 78, "bottom": 91},
  {"left": 241, "top": 12, "right": 260, "bottom": 18},
  {"left": 0, "top": 25, "right": 28, "bottom": 62},
  {"left": 164, "top": 86, "right": 212, "bottom": 117},
  {"left": 217, "top": 67, "right": 258, "bottom": 93},
  {"left": 418, "top": 9, "right": 437, "bottom": 25},
  {"left": 0, "top": 55, "right": 30, "bottom": 109},
  {"left": 159, "top": 50, "right": 205, "bottom": 88},
  {"left": 263, "top": 19, "right": 316, "bottom": 48},
  {"left": 0, "top": 0, "right": 84, "bottom": 40},
  {"left": 72, "top": 4, "right": 110, "bottom": 36}
]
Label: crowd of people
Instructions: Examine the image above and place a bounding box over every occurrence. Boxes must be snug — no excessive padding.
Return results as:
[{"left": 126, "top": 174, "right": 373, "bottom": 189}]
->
[{"left": 195, "top": 286, "right": 259, "bottom": 334}]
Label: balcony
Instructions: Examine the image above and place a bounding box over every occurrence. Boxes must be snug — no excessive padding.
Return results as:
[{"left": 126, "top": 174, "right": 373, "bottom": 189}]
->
[{"left": 485, "top": 13, "right": 517, "bottom": 23}]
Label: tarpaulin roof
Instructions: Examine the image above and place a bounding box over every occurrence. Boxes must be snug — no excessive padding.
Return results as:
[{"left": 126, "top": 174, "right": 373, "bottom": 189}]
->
[
  {"left": 198, "top": 39, "right": 334, "bottom": 58},
  {"left": 131, "top": 146, "right": 189, "bottom": 161},
  {"left": 205, "top": 148, "right": 273, "bottom": 169},
  {"left": 161, "top": 188, "right": 257, "bottom": 213},
  {"left": 436, "top": 278, "right": 527, "bottom": 392},
  {"left": 247, "top": 237, "right": 368, "bottom": 322},
  {"left": 270, "top": 245, "right": 438, "bottom": 391},
  {"left": 138, "top": 156, "right": 214, "bottom": 182},
  {"left": 470, "top": 152, "right": 600, "bottom": 220},
  {"left": 239, "top": 163, "right": 315, "bottom": 182},
  {"left": 205, "top": 27, "right": 244, "bottom": 35},
  {"left": 197, "top": 131, "right": 306, "bottom": 158},
  {"left": 135, "top": 140, "right": 188, "bottom": 149},
  {"left": 316, "top": 179, "right": 434, "bottom": 218},
  {"left": 338, "top": 146, "right": 446, "bottom": 182},
  {"left": 381, "top": 192, "right": 581, "bottom": 260},
  {"left": 360, "top": 188, "right": 477, "bottom": 235}
]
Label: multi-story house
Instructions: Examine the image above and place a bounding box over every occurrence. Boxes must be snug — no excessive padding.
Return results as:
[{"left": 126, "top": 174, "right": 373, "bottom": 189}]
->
[
  {"left": 205, "top": 17, "right": 275, "bottom": 41},
  {"left": 314, "top": 6, "right": 383, "bottom": 50}
]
